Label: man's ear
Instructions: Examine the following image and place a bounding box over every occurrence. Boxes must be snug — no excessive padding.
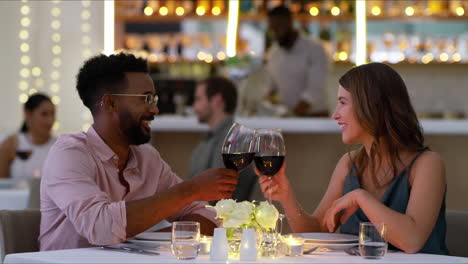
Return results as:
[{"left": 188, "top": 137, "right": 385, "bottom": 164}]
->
[
  {"left": 211, "top": 93, "right": 224, "bottom": 109},
  {"left": 101, "top": 94, "right": 117, "bottom": 112}
]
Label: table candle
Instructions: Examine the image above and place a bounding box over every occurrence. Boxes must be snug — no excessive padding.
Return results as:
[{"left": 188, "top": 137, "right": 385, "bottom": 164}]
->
[
  {"left": 199, "top": 235, "right": 212, "bottom": 255},
  {"left": 284, "top": 236, "right": 304, "bottom": 257}
]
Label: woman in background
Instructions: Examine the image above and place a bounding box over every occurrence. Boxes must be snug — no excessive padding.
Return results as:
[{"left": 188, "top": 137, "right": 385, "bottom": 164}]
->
[
  {"left": 0, "top": 93, "right": 56, "bottom": 179},
  {"left": 257, "top": 63, "right": 448, "bottom": 254}
]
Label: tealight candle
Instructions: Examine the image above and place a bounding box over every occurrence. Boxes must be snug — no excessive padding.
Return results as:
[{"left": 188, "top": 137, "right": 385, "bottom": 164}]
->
[
  {"left": 285, "top": 236, "right": 304, "bottom": 257},
  {"left": 199, "top": 235, "right": 212, "bottom": 255}
]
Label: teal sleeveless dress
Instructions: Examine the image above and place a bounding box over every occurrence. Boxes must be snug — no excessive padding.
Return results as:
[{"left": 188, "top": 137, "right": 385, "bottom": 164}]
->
[{"left": 340, "top": 149, "right": 449, "bottom": 255}]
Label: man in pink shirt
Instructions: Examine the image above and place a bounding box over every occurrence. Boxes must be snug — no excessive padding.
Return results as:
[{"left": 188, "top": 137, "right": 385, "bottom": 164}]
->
[{"left": 39, "top": 53, "right": 238, "bottom": 251}]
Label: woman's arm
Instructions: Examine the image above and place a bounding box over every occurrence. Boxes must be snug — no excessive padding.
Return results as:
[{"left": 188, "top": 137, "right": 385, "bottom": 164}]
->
[
  {"left": 258, "top": 153, "right": 351, "bottom": 233},
  {"left": 0, "top": 135, "right": 17, "bottom": 178},
  {"left": 323, "top": 152, "right": 446, "bottom": 254}
]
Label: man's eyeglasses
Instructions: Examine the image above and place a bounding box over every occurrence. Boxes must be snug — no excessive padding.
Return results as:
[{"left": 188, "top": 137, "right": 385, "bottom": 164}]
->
[{"left": 110, "top": 94, "right": 159, "bottom": 106}]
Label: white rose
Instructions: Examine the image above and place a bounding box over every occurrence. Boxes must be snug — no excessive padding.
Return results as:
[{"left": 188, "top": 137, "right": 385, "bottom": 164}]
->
[
  {"left": 255, "top": 201, "right": 279, "bottom": 230},
  {"left": 214, "top": 199, "right": 237, "bottom": 219}
]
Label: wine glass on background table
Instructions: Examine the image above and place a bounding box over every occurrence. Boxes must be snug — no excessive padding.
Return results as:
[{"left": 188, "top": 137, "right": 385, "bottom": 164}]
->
[
  {"left": 221, "top": 122, "right": 256, "bottom": 173},
  {"left": 254, "top": 128, "right": 285, "bottom": 203}
]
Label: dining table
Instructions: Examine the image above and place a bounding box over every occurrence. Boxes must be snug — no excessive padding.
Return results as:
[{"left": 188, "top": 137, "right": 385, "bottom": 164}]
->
[{"left": 4, "top": 247, "right": 468, "bottom": 264}]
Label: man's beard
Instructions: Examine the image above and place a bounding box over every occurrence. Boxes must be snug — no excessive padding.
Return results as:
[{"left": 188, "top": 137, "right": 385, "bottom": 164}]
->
[{"left": 119, "top": 108, "right": 152, "bottom": 145}]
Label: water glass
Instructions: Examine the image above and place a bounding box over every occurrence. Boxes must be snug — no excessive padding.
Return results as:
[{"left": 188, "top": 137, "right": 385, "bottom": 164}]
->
[
  {"left": 359, "top": 222, "right": 387, "bottom": 259},
  {"left": 171, "top": 221, "right": 200, "bottom": 260}
]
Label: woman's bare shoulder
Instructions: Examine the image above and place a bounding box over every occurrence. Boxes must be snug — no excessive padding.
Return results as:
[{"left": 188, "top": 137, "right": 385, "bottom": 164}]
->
[{"left": 0, "top": 134, "right": 18, "bottom": 158}]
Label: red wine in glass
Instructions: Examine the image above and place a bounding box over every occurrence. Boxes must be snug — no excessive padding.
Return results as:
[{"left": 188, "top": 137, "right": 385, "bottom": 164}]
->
[
  {"left": 254, "top": 155, "right": 284, "bottom": 176},
  {"left": 17, "top": 151, "right": 32, "bottom": 161},
  {"left": 222, "top": 152, "right": 255, "bottom": 172}
]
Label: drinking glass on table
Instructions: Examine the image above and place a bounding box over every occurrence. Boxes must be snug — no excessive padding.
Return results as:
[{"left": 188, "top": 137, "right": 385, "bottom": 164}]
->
[
  {"left": 254, "top": 128, "right": 285, "bottom": 203},
  {"left": 221, "top": 122, "right": 256, "bottom": 172},
  {"left": 359, "top": 222, "right": 387, "bottom": 259},
  {"left": 171, "top": 221, "right": 200, "bottom": 260}
]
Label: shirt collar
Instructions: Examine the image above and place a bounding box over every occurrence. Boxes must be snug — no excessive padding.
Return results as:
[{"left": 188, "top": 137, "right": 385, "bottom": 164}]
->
[{"left": 86, "top": 126, "right": 117, "bottom": 162}]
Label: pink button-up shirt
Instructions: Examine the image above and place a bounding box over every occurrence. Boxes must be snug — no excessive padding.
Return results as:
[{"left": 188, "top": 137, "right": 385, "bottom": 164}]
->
[{"left": 39, "top": 126, "right": 216, "bottom": 251}]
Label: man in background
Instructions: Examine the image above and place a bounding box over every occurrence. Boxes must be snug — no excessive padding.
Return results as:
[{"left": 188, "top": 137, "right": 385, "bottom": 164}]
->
[
  {"left": 266, "top": 5, "right": 328, "bottom": 116},
  {"left": 189, "top": 76, "right": 257, "bottom": 202}
]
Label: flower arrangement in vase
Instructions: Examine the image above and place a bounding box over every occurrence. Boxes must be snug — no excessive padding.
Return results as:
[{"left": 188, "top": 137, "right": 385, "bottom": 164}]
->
[{"left": 208, "top": 199, "right": 280, "bottom": 258}]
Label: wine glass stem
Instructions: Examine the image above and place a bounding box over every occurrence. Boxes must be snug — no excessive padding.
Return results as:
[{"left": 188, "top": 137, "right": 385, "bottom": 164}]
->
[{"left": 268, "top": 176, "right": 272, "bottom": 204}]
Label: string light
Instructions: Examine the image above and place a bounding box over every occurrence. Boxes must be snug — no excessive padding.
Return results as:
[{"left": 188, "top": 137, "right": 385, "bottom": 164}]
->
[
  {"left": 50, "top": 0, "right": 62, "bottom": 132},
  {"left": 405, "top": 6, "right": 415, "bottom": 16},
  {"left": 144, "top": 6, "right": 154, "bottom": 16},
  {"left": 212, "top": 6, "right": 221, "bottom": 16},
  {"left": 159, "top": 6, "right": 168, "bottom": 16},
  {"left": 17, "top": 0, "right": 31, "bottom": 109},
  {"left": 331, "top": 6, "right": 340, "bottom": 16},
  {"left": 309, "top": 7, "right": 319, "bottom": 16},
  {"left": 175, "top": 7, "right": 185, "bottom": 16},
  {"left": 371, "top": 6, "right": 381, "bottom": 16},
  {"left": 196, "top": 6, "right": 206, "bottom": 16}
]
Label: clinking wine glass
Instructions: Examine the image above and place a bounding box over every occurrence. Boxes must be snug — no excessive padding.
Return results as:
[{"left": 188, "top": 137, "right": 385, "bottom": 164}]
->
[
  {"left": 221, "top": 122, "right": 256, "bottom": 173},
  {"left": 254, "top": 128, "right": 285, "bottom": 203}
]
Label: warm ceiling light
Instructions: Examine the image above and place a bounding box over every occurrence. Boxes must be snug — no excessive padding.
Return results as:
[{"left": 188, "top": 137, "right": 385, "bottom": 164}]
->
[
  {"left": 144, "top": 6, "right": 154, "bottom": 16},
  {"left": 217, "top": 51, "right": 226, "bottom": 60},
  {"left": 196, "top": 6, "right": 206, "bottom": 16},
  {"left": 371, "top": 6, "right": 381, "bottom": 16},
  {"left": 405, "top": 6, "right": 415, "bottom": 16},
  {"left": 456, "top": 7, "right": 464, "bottom": 16},
  {"left": 452, "top": 53, "right": 461, "bottom": 62},
  {"left": 309, "top": 7, "right": 319, "bottom": 16},
  {"left": 159, "top": 6, "right": 168, "bottom": 16},
  {"left": 338, "top": 51, "right": 348, "bottom": 61},
  {"left": 212, "top": 6, "right": 221, "bottom": 16},
  {"left": 331, "top": 6, "right": 340, "bottom": 16},
  {"left": 439, "top": 52, "right": 449, "bottom": 62},
  {"left": 175, "top": 7, "right": 185, "bottom": 16}
]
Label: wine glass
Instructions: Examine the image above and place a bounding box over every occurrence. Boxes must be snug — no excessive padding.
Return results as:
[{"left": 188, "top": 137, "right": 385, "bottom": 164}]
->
[
  {"left": 254, "top": 128, "right": 285, "bottom": 203},
  {"left": 221, "top": 122, "right": 256, "bottom": 172}
]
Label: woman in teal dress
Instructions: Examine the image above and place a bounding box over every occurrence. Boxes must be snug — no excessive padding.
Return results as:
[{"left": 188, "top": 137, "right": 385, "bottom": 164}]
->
[{"left": 257, "top": 62, "right": 448, "bottom": 255}]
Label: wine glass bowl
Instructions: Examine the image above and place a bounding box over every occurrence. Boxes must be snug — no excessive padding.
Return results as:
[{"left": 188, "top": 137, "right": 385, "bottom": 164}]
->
[
  {"left": 254, "top": 128, "right": 285, "bottom": 179},
  {"left": 221, "top": 122, "right": 256, "bottom": 172}
]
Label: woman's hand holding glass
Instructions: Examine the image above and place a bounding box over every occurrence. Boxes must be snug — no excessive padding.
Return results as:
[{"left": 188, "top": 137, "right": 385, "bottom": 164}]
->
[{"left": 256, "top": 163, "right": 292, "bottom": 205}]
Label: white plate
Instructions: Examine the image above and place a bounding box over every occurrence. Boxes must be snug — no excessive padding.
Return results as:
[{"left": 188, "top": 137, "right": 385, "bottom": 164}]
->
[
  {"left": 304, "top": 242, "right": 359, "bottom": 251},
  {"left": 134, "top": 232, "right": 171, "bottom": 241},
  {"left": 293, "top": 233, "right": 358, "bottom": 244},
  {"left": 127, "top": 239, "right": 170, "bottom": 250}
]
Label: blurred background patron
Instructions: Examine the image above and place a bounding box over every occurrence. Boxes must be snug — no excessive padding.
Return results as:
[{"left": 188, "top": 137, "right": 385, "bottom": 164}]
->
[{"left": 0, "top": 93, "right": 55, "bottom": 179}]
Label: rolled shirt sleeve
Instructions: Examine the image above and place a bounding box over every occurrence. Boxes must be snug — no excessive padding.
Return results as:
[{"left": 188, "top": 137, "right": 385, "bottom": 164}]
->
[
  {"left": 151, "top": 149, "right": 218, "bottom": 225},
  {"left": 42, "top": 143, "right": 127, "bottom": 246}
]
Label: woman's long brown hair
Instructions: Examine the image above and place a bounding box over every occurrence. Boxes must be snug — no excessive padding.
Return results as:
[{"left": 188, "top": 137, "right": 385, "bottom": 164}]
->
[{"left": 339, "top": 63, "right": 425, "bottom": 186}]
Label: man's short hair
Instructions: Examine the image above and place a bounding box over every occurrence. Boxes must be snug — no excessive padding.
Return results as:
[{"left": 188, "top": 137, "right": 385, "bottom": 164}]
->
[
  {"left": 76, "top": 52, "right": 148, "bottom": 114},
  {"left": 267, "top": 5, "right": 292, "bottom": 19},
  {"left": 201, "top": 76, "right": 237, "bottom": 114}
]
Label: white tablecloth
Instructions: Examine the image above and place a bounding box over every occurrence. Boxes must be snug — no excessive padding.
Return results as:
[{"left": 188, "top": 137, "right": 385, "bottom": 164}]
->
[
  {"left": 4, "top": 248, "right": 468, "bottom": 264},
  {"left": 0, "top": 189, "right": 29, "bottom": 210}
]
